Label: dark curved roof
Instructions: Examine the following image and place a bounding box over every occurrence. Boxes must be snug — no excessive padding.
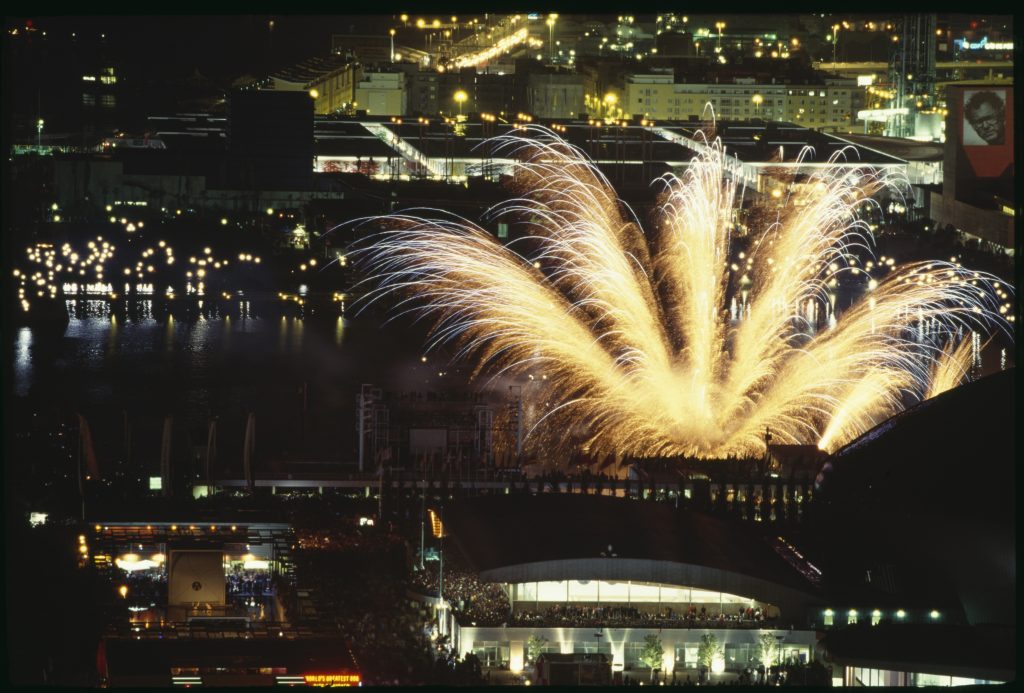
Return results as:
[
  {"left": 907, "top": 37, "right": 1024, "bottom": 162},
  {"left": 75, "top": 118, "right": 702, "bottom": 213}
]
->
[
  {"left": 818, "top": 369, "right": 1014, "bottom": 519},
  {"left": 810, "top": 369, "right": 1015, "bottom": 626},
  {"left": 444, "top": 494, "right": 818, "bottom": 597}
]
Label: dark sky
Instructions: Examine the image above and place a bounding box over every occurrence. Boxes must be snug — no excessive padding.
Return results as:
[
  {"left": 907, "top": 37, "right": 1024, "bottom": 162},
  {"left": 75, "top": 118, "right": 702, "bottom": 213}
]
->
[{"left": 9, "top": 15, "right": 402, "bottom": 83}]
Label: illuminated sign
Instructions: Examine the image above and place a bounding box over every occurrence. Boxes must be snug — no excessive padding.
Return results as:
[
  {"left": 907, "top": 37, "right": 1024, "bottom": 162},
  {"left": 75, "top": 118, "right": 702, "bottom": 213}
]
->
[
  {"left": 954, "top": 36, "right": 1014, "bottom": 51},
  {"left": 303, "top": 673, "right": 361, "bottom": 686}
]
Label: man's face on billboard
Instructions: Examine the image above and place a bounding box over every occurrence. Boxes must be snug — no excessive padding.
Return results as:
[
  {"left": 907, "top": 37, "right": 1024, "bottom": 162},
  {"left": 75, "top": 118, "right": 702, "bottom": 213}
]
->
[{"left": 967, "top": 100, "right": 1005, "bottom": 145}]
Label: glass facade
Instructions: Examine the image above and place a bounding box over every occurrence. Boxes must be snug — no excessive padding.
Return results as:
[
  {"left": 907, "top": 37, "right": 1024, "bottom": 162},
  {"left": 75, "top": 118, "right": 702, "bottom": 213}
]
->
[
  {"left": 471, "top": 641, "right": 511, "bottom": 667},
  {"left": 512, "top": 580, "right": 757, "bottom": 606},
  {"left": 847, "top": 667, "right": 1003, "bottom": 687},
  {"left": 624, "top": 642, "right": 649, "bottom": 668},
  {"left": 675, "top": 645, "right": 699, "bottom": 668},
  {"left": 573, "top": 640, "right": 612, "bottom": 655}
]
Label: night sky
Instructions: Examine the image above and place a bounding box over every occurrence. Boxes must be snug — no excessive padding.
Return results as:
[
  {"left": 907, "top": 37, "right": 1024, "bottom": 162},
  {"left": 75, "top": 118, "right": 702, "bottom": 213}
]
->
[{"left": 7, "top": 15, "right": 402, "bottom": 82}]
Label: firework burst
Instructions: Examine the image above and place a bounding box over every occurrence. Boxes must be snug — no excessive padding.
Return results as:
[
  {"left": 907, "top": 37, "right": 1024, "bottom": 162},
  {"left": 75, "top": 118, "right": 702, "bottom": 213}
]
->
[{"left": 353, "top": 127, "right": 1011, "bottom": 458}]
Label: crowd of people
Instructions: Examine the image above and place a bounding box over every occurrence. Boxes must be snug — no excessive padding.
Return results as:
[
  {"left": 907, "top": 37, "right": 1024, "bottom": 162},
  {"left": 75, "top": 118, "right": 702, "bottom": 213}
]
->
[
  {"left": 295, "top": 526, "right": 407, "bottom": 555},
  {"left": 510, "top": 604, "right": 774, "bottom": 629},
  {"left": 409, "top": 557, "right": 511, "bottom": 627},
  {"left": 225, "top": 568, "right": 273, "bottom": 599},
  {"left": 122, "top": 569, "right": 167, "bottom": 605}
]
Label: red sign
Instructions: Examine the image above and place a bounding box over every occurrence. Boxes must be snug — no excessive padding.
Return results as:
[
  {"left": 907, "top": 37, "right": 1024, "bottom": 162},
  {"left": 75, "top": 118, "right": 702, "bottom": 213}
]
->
[{"left": 960, "top": 87, "right": 1013, "bottom": 178}]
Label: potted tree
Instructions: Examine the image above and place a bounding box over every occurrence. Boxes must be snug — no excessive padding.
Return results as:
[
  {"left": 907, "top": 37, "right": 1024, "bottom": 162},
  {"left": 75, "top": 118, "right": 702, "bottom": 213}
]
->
[
  {"left": 697, "top": 633, "right": 722, "bottom": 684},
  {"left": 526, "top": 634, "right": 548, "bottom": 666},
  {"left": 639, "top": 634, "right": 665, "bottom": 683},
  {"left": 757, "top": 633, "right": 778, "bottom": 684}
]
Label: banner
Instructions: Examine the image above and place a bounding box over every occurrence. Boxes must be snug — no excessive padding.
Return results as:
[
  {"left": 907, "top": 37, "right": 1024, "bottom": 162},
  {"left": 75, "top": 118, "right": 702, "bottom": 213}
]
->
[{"left": 959, "top": 87, "right": 1014, "bottom": 177}]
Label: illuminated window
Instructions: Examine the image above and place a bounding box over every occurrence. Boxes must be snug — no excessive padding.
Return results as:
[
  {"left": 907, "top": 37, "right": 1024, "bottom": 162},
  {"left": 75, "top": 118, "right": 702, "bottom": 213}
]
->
[
  {"left": 871, "top": 609, "right": 881, "bottom": 626},
  {"left": 847, "top": 609, "right": 858, "bottom": 625},
  {"left": 823, "top": 609, "right": 834, "bottom": 626}
]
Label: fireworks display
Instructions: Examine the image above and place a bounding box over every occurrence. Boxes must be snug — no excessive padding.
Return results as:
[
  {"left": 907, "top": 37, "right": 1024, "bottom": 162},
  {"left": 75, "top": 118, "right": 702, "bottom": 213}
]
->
[{"left": 355, "top": 127, "right": 1012, "bottom": 458}]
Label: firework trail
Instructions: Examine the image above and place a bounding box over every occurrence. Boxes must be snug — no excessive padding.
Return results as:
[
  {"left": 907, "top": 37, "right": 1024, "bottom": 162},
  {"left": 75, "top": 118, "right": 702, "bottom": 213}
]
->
[{"left": 353, "top": 126, "right": 1012, "bottom": 458}]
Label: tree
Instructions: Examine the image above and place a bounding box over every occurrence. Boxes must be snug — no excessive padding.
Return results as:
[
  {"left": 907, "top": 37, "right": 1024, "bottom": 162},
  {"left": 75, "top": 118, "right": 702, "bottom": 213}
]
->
[
  {"left": 639, "top": 634, "right": 665, "bottom": 682},
  {"left": 527, "top": 634, "right": 549, "bottom": 664},
  {"left": 697, "top": 634, "right": 722, "bottom": 681},
  {"left": 757, "top": 633, "right": 778, "bottom": 674}
]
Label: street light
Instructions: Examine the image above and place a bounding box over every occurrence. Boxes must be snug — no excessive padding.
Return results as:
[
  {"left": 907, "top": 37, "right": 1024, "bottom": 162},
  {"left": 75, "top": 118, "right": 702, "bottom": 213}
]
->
[
  {"left": 752, "top": 94, "right": 763, "bottom": 118},
  {"left": 603, "top": 92, "right": 617, "bottom": 119},
  {"left": 389, "top": 28, "right": 396, "bottom": 63},
  {"left": 36, "top": 118, "right": 44, "bottom": 147},
  {"left": 715, "top": 21, "right": 726, "bottom": 50},
  {"left": 546, "top": 15, "right": 556, "bottom": 60},
  {"left": 454, "top": 89, "right": 467, "bottom": 116}
]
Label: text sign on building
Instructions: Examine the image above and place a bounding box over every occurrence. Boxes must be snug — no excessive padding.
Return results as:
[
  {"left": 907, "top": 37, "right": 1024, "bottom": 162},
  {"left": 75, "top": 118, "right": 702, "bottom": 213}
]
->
[
  {"left": 303, "top": 673, "right": 361, "bottom": 686},
  {"left": 954, "top": 36, "right": 1013, "bottom": 51}
]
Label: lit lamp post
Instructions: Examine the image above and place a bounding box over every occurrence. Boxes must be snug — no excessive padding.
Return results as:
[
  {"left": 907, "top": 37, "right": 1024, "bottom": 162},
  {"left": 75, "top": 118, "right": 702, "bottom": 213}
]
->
[
  {"left": 546, "top": 15, "right": 557, "bottom": 61},
  {"left": 390, "top": 28, "right": 396, "bottom": 63},
  {"left": 603, "top": 92, "right": 617, "bottom": 120},
  {"left": 36, "top": 118, "right": 44, "bottom": 147},
  {"left": 715, "top": 21, "right": 726, "bottom": 51},
  {"left": 454, "top": 89, "right": 467, "bottom": 116},
  {"left": 832, "top": 24, "right": 840, "bottom": 65},
  {"left": 752, "top": 93, "right": 763, "bottom": 119}
]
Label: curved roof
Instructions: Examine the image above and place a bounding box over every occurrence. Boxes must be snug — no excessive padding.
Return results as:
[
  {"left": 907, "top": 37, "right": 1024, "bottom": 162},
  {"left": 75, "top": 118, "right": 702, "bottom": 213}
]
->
[
  {"left": 811, "top": 369, "right": 1015, "bottom": 626},
  {"left": 444, "top": 494, "right": 820, "bottom": 608},
  {"left": 818, "top": 369, "right": 1014, "bottom": 519}
]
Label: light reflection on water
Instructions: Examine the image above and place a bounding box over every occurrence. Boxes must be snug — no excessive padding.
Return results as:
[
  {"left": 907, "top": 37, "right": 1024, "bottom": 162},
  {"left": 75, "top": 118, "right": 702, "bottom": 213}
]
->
[
  {"left": 11, "top": 310, "right": 422, "bottom": 464},
  {"left": 15, "top": 328, "right": 33, "bottom": 397}
]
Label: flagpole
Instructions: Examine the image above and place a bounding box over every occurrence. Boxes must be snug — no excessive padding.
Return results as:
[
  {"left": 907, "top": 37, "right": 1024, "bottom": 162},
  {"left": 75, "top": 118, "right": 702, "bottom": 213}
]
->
[{"left": 420, "top": 479, "right": 426, "bottom": 569}]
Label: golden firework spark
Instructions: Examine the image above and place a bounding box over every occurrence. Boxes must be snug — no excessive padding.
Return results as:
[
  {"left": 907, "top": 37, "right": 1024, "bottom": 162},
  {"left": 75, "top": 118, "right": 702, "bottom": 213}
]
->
[{"left": 355, "top": 128, "right": 1012, "bottom": 458}]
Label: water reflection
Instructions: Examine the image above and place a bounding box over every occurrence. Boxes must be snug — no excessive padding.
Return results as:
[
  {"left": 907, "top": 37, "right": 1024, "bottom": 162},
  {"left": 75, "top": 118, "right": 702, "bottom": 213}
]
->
[{"left": 15, "top": 328, "right": 33, "bottom": 397}]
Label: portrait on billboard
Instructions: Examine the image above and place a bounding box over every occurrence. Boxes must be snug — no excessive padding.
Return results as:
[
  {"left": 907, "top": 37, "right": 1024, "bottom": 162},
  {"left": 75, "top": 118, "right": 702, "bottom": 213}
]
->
[{"left": 963, "top": 89, "right": 1006, "bottom": 146}]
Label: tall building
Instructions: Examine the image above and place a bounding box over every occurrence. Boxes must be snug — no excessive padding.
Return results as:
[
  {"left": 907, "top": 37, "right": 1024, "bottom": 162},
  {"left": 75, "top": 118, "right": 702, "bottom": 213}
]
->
[
  {"left": 526, "top": 73, "right": 590, "bottom": 118},
  {"left": 355, "top": 71, "right": 407, "bottom": 116},
  {"left": 269, "top": 54, "right": 362, "bottom": 116},
  {"left": 888, "top": 14, "right": 937, "bottom": 138},
  {"left": 622, "top": 74, "right": 857, "bottom": 131},
  {"left": 928, "top": 83, "right": 1014, "bottom": 249}
]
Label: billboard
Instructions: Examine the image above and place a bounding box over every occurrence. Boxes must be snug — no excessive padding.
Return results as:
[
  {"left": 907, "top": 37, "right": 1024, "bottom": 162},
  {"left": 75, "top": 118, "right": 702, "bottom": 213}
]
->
[
  {"left": 168, "top": 550, "right": 226, "bottom": 606},
  {"left": 957, "top": 86, "right": 1013, "bottom": 178}
]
